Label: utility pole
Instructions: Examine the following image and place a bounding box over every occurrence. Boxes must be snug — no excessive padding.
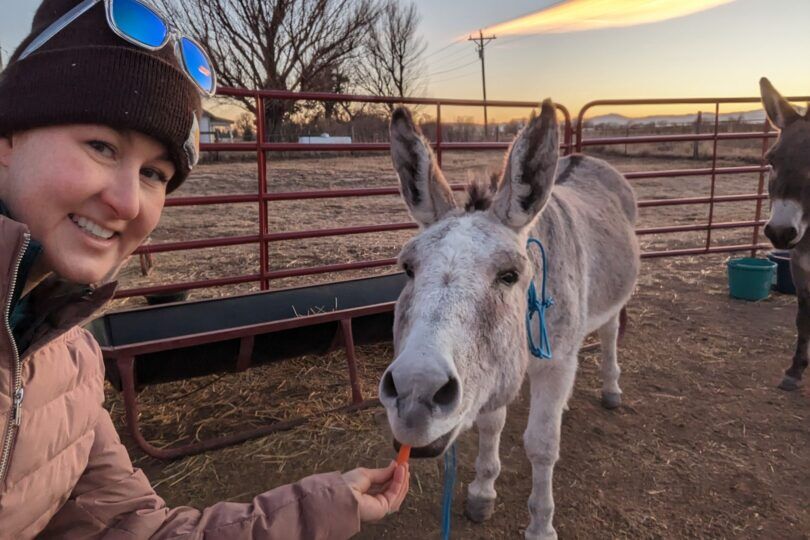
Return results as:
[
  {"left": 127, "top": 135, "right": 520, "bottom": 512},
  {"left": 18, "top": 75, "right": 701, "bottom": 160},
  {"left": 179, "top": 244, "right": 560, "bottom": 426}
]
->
[{"left": 468, "top": 30, "right": 496, "bottom": 139}]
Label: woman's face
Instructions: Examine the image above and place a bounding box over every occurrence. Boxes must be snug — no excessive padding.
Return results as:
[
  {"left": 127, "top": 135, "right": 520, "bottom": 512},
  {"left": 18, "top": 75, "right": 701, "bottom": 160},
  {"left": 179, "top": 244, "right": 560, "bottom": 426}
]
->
[{"left": 0, "top": 124, "right": 174, "bottom": 284}]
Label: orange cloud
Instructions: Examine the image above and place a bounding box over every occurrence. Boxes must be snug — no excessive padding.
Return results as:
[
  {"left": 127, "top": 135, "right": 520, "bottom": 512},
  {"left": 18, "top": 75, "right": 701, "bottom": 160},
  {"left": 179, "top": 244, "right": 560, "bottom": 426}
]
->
[{"left": 481, "top": 0, "right": 735, "bottom": 36}]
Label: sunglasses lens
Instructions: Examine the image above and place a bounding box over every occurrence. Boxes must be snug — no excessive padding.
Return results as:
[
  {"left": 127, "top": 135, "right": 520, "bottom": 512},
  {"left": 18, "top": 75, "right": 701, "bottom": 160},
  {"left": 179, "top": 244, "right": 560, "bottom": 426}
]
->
[
  {"left": 110, "top": 0, "right": 168, "bottom": 48},
  {"left": 179, "top": 37, "right": 215, "bottom": 94}
]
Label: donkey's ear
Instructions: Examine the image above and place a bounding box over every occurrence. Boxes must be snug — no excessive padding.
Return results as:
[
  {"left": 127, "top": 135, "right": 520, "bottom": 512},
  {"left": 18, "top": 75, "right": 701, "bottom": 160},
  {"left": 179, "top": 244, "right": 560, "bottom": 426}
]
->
[
  {"left": 389, "top": 107, "right": 456, "bottom": 226},
  {"left": 760, "top": 77, "right": 801, "bottom": 130},
  {"left": 492, "top": 99, "right": 559, "bottom": 230}
]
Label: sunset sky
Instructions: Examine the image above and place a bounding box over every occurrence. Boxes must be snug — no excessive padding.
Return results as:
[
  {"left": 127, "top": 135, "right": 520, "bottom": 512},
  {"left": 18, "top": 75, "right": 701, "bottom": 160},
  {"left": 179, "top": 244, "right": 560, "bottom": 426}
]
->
[
  {"left": 412, "top": 0, "right": 810, "bottom": 120},
  {"left": 3, "top": 0, "right": 809, "bottom": 121}
]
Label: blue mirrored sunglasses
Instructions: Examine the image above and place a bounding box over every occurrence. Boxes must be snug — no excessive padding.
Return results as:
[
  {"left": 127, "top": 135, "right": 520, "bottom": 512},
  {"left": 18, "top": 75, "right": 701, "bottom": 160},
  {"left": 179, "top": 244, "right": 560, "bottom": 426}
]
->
[{"left": 19, "top": 0, "right": 217, "bottom": 96}]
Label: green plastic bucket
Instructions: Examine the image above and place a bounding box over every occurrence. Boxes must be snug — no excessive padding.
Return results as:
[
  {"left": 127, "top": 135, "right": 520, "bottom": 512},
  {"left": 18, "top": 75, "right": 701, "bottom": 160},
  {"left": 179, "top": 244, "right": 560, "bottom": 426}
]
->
[{"left": 727, "top": 257, "right": 777, "bottom": 301}]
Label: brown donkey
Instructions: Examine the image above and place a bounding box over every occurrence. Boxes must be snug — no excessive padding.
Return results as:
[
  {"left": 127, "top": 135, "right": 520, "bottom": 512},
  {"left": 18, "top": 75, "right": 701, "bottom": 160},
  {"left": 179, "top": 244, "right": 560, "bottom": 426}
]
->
[{"left": 760, "top": 77, "right": 810, "bottom": 390}]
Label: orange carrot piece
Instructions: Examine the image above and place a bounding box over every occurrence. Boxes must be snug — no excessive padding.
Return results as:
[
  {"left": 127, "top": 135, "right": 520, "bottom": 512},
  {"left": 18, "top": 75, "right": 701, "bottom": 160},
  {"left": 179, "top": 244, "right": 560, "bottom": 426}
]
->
[{"left": 396, "top": 445, "right": 411, "bottom": 465}]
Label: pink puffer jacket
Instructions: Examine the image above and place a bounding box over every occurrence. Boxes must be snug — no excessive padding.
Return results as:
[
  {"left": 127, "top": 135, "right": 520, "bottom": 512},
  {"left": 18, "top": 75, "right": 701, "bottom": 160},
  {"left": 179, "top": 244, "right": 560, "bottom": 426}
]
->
[{"left": 0, "top": 215, "right": 361, "bottom": 539}]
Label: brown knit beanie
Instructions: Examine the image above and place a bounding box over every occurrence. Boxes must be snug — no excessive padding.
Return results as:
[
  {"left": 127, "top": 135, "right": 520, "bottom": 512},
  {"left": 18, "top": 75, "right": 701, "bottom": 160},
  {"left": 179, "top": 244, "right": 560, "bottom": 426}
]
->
[{"left": 0, "top": 0, "right": 202, "bottom": 192}]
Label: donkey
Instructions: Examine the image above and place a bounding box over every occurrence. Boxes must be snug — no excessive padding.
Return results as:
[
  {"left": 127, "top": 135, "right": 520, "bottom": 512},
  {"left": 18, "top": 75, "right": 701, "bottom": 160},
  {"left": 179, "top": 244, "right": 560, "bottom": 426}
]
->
[
  {"left": 760, "top": 77, "right": 810, "bottom": 391},
  {"left": 379, "top": 100, "right": 640, "bottom": 539}
]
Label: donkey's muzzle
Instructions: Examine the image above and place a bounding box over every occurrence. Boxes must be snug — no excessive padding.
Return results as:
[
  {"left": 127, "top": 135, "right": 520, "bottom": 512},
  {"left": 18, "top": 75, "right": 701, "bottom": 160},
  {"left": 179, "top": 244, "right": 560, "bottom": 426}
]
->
[
  {"left": 764, "top": 223, "right": 798, "bottom": 249},
  {"left": 379, "top": 346, "right": 462, "bottom": 446},
  {"left": 380, "top": 370, "right": 461, "bottom": 420}
]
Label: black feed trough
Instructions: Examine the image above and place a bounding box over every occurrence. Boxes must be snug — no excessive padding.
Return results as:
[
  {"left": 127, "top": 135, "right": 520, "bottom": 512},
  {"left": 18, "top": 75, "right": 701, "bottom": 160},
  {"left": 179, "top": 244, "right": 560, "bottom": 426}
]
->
[{"left": 87, "top": 272, "right": 406, "bottom": 459}]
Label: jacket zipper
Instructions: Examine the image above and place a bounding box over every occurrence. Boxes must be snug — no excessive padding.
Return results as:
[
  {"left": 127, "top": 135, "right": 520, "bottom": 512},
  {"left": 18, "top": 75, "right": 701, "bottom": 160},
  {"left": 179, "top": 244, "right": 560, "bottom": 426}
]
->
[{"left": 0, "top": 233, "right": 30, "bottom": 485}]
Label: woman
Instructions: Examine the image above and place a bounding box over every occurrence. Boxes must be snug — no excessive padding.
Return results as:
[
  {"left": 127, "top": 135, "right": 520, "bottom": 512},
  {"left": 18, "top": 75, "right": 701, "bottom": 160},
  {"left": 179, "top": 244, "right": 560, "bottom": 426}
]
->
[{"left": 0, "top": 0, "right": 409, "bottom": 538}]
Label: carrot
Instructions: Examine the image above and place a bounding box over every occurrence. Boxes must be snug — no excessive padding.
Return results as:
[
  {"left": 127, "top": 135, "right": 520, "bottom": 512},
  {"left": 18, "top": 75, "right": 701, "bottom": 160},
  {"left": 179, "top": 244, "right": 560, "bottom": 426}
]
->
[{"left": 396, "top": 444, "right": 411, "bottom": 465}]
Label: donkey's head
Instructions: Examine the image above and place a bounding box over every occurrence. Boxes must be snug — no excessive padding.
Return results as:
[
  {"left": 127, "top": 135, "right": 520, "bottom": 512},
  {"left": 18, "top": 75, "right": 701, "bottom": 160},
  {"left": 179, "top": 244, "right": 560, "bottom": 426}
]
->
[
  {"left": 760, "top": 77, "right": 810, "bottom": 249},
  {"left": 379, "top": 101, "right": 560, "bottom": 456}
]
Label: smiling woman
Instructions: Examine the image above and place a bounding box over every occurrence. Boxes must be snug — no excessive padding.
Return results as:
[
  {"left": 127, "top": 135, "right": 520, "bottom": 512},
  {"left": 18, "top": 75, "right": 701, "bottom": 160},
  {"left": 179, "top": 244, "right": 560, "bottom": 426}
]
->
[
  {"left": 0, "top": 0, "right": 410, "bottom": 538},
  {"left": 0, "top": 125, "right": 171, "bottom": 287}
]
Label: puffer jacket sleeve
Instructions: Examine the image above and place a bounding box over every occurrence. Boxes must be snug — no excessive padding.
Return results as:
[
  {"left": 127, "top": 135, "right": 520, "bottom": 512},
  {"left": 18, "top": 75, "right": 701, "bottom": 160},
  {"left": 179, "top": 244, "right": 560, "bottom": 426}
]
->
[{"left": 40, "top": 409, "right": 361, "bottom": 539}]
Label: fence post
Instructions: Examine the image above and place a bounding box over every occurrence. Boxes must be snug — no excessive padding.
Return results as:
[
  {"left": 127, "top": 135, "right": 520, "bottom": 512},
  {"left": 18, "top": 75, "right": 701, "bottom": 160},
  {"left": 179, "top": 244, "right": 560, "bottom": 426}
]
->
[
  {"left": 624, "top": 124, "right": 630, "bottom": 156},
  {"left": 705, "top": 103, "right": 720, "bottom": 251},
  {"left": 751, "top": 119, "right": 771, "bottom": 256},
  {"left": 257, "top": 94, "right": 269, "bottom": 290},
  {"left": 693, "top": 111, "right": 702, "bottom": 160}
]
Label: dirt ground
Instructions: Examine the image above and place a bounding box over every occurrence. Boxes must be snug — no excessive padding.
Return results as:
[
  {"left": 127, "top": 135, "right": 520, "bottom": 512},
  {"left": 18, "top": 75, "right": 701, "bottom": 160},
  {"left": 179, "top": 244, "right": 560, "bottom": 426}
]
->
[{"left": 103, "top": 148, "right": 810, "bottom": 539}]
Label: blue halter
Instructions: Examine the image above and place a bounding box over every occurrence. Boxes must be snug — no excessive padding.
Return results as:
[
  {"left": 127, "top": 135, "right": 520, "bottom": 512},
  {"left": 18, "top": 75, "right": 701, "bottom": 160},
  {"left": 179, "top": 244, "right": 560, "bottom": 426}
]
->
[{"left": 526, "top": 238, "right": 554, "bottom": 359}]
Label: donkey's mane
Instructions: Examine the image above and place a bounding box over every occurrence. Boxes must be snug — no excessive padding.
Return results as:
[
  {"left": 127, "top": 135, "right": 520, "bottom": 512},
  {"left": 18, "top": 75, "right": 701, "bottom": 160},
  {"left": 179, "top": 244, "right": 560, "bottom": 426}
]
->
[{"left": 464, "top": 173, "right": 500, "bottom": 213}]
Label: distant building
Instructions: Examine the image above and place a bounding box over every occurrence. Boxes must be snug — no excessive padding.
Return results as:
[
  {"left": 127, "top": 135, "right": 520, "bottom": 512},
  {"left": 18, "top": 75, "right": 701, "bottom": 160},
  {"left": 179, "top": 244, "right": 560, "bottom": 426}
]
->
[
  {"left": 298, "top": 133, "right": 352, "bottom": 144},
  {"left": 200, "top": 110, "right": 234, "bottom": 143}
]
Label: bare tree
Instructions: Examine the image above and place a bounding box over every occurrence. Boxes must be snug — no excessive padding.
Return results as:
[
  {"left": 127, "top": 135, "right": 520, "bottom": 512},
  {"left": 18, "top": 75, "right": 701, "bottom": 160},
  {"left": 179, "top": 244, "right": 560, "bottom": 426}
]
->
[
  {"left": 235, "top": 112, "right": 255, "bottom": 141},
  {"left": 157, "top": 0, "right": 378, "bottom": 140},
  {"left": 355, "top": 0, "right": 426, "bottom": 106}
]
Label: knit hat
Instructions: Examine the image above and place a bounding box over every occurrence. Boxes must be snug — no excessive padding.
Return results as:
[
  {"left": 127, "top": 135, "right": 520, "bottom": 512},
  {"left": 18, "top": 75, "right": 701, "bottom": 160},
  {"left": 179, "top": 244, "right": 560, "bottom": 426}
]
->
[{"left": 0, "top": 0, "right": 202, "bottom": 192}]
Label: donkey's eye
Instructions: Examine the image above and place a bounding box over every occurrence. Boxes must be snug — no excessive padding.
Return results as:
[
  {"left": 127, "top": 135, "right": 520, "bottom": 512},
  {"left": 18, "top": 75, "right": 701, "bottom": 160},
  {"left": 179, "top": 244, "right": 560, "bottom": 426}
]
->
[
  {"left": 403, "top": 263, "right": 414, "bottom": 278},
  {"left": 497, "top": 270, "right": 519, "bottom": 286}
]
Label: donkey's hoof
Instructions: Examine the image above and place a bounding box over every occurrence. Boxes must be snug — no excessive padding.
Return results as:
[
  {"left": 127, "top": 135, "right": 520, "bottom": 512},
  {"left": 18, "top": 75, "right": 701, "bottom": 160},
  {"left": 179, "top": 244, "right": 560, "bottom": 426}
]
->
[
  {"left": 601, "top": 391, "right": 622, "bottom": 409},
  {"left": 777, "top": 375, "right": 802, "bottom": 391},
  {"left": 465, "top": 496, "right": 496, "bottom": 523}
]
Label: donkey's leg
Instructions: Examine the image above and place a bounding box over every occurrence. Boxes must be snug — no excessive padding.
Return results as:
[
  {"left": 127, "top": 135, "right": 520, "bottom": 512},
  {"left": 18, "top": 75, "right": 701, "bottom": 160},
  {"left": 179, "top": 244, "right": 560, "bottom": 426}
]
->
[
  {"left": 465, "top": 406, "right": 507, "bottom": 523},
  {"left": 598, "top": 310, "right": 622, "bottom": 409},
  {"left": 523, "top": 358, "right": 577, "bottom": 540},
  {"left": 780, "top": 294, "right": 810, "bottom": 390}
]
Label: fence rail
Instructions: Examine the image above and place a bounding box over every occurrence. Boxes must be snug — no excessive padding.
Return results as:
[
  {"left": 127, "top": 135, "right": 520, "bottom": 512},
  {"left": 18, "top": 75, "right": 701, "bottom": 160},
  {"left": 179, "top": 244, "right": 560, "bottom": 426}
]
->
[{"left": 118, "top": 88, "right": 810, "bottom": 299}]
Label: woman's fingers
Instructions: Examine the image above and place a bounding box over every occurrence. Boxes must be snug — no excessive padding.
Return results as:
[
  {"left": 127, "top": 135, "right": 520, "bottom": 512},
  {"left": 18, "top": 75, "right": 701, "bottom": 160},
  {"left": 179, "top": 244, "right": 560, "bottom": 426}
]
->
[
  {"left": 389, "top": 463, "right": 410, "bottom": 511},
  {"left": 361, "top": 461, "right": 397, "bottom": 486},
  {"left": 343, "top": 461, "right": 411, "bottom": 522},
  {"left": 379, "top": 462, "right": 409, "bottom": 511}
]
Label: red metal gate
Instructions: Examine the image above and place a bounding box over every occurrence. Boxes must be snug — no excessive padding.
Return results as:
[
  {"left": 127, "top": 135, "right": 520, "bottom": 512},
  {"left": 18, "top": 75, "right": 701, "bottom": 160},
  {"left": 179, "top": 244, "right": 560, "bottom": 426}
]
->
[
  {"left": 575, "top": 96, "right": 807, "bottom": 259},
  {"left": 119, "top": 88, "right": 810, "bottom": 299},
  {"left": 122, "top": 88, "right": 571, "bottom": 298}
]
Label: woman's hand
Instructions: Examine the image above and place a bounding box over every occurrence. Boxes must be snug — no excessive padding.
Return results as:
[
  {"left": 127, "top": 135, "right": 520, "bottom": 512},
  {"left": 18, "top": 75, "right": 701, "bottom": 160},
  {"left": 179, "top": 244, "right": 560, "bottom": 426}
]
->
[{"left": 342, "top": 461, "right": 410, "bottom": 522}]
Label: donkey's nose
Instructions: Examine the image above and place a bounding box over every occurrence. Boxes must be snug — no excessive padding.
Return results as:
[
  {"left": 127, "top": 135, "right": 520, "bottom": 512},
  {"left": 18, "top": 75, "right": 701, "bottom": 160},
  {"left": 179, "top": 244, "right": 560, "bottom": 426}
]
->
[
  {"left": 380, "top": 367, "right": 461, "bottom": 420},
  {"left": 764, "top": 224, "right": 798, "bottom": 248}
]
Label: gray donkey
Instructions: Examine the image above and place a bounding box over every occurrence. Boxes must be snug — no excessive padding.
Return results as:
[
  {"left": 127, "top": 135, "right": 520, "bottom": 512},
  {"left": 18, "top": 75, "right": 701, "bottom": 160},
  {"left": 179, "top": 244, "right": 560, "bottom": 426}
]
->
[
  {"left": 379, "top": 100, "right": 639, "bottom": 539},
  {"left": 760, "top": 77, "right": 810, "bottom": 391}
]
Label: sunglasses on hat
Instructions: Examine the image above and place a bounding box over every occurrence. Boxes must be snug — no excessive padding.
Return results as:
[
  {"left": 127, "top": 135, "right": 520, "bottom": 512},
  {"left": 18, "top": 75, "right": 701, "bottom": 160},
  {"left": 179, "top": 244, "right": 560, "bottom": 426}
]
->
[{"left": 19, "top": 0, "right": 217, "bottom": 96}]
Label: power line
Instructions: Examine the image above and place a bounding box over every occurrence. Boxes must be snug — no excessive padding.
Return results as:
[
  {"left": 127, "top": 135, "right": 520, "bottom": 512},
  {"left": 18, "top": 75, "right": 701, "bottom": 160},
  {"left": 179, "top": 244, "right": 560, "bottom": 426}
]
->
[
  {"left": 492, "top": 33, "right": 538, "bottom": 49},
  {"left": 426, "top": 58, "right": 478, "bottom": 78},
  {"left": 427, "top": 45, "right": 474, "bottom": 69},
  {"left": 423, "top": 40, "right": 463, "bottom": 60}
]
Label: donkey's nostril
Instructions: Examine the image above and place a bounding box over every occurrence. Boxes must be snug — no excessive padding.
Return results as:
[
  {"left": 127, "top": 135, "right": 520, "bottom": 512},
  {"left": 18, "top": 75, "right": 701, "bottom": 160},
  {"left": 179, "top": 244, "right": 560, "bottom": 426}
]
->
[
  {"left": 432, "top": 377, "right": 460, "bottom": 408},
  {"left": 381, "top": 371, "right": 398, "bottom": 399},
  {"left": 765, "top": 224, "right": 799, "bottom": 247}
]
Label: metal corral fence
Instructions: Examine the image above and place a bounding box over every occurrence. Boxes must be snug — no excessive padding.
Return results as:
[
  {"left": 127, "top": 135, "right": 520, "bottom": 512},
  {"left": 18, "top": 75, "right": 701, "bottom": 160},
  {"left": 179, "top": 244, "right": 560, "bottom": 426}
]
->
[
  {"left": 120, "top": 88, "right": 810, "bottom": 299},
  {"left": 576, "top": 96, "right": 806, "bottom": 259}
]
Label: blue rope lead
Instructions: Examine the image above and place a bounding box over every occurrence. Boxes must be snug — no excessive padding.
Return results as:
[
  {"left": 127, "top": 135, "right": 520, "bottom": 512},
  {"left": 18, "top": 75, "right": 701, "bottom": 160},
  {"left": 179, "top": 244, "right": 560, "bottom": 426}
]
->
[
  {"left": 440, "top": 443, "right": 457, "bottom": 540},
  {"left": 526, "top": 238, "right": 554, "bottom": 360}
]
